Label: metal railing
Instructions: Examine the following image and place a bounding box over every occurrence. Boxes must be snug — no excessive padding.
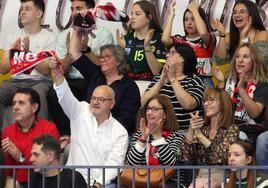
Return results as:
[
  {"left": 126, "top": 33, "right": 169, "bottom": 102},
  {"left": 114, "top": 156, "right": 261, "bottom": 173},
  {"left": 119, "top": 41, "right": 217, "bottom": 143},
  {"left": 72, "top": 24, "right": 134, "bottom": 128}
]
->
[{"left": 1, "top": 165, "right": 268, "bottom": 188}]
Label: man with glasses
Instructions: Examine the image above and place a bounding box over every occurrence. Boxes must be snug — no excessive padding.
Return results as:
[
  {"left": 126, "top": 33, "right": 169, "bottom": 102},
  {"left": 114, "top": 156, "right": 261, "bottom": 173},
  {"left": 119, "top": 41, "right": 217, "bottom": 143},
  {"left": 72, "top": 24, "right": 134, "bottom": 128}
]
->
[
  {"left": 49, "top": 57, "right": 129, "bottom": 188},
  {"left": 47, "top": 0, "right": 114, "bottom": 137}
]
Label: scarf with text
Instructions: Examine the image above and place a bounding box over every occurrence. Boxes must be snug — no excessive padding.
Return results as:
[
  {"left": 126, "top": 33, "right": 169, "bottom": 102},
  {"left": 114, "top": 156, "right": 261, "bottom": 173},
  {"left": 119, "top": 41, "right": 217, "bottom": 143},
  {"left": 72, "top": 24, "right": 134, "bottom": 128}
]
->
[
  {"left": 73, "top": 2, "right": 129, "bottom": 36},
  {"left": 225, "top": 76, "right": 257, "bottom": 124},
  {"left": 9, "top": 49, "right": 56, "bottom": 76}
]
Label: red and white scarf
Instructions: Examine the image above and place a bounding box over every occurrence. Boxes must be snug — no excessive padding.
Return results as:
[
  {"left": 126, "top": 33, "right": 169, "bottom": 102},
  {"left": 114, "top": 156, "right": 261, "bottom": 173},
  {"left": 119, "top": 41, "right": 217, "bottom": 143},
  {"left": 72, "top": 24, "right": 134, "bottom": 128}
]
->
[
  {"left": 146, "top": 130, "right": 171, "bottom": 166},
  {"left": 73, "top": 2, "right": 129, "bottom": 35},
  {"left": 225, "top": 76, "right": 257, "bottom": 124},
  {"left": 9, "top": 49, "right": 56, "bottom": 76}
]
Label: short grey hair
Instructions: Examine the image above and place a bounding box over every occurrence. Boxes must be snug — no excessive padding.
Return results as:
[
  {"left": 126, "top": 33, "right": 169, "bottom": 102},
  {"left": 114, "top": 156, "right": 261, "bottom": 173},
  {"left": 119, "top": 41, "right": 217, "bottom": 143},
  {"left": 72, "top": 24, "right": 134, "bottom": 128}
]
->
[{"left": 100, "top": 44, "right": 130, "bottom": 75}]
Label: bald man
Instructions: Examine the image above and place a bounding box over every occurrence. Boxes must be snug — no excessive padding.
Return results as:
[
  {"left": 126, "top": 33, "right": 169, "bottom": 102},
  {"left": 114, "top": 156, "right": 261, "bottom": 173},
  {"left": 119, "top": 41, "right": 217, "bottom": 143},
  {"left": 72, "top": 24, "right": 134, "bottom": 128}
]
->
[{"left": 50, "top": 60, "right": 128, "bottom": 188}]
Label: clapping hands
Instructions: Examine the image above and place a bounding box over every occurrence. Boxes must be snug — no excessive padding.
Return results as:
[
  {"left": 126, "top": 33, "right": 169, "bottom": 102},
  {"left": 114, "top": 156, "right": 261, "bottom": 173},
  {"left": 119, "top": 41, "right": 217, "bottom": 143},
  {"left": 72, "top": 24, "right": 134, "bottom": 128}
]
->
[{"left": 140, "top": 117, "right": 164, "bottom": 141}]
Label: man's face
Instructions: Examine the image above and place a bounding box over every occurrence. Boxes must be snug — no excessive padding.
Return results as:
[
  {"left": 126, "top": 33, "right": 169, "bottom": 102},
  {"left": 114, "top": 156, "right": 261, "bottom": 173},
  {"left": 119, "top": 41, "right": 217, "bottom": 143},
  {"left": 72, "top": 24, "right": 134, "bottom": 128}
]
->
[
  {"left": 71, "top": 1, "right": 88, "bottom": 19},
  {"left": 12, "top": 93, "right": 37, "bottom": 124},
  {"left": 90, "top": 87, "right": 114, "bottom": 118},
  {"left": 30, "top": 143, "right": 50, "bottom": 172},
  {"left": 20, "top": 1, "right": 42, "bottom": 26}
]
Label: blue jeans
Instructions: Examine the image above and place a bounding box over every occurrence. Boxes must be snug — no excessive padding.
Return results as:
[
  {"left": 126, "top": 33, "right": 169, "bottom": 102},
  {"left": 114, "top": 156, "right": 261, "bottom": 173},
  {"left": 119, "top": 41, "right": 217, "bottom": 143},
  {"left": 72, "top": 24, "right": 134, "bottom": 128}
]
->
[{"left": 256, "top": 131, "right": 268, "bottom": 174}]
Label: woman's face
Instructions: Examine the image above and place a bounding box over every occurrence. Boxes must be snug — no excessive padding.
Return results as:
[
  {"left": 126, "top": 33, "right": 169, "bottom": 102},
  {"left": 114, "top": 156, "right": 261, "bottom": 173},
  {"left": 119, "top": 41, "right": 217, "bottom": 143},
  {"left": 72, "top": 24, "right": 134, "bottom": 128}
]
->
[
  {"left": 166, "top": 47, "right": 184, "bottom": 66},
  {"left": 232, "top": 3, "right": 250, "bottom": 29},
  {"left": 99, "top": 48, "right": 118, "bottom": 75},
  {"left": 235, "top": 46, "right": 253, "bottom": 78},
  {"left": 203, "top": 95, "right": 221, "bottom": 118},
  {"left": 130, "top": 4, "right": 150, "bottom": 31},
  {"left": 184, "top": 11, "right": 198, "bottom": 36},
  {"left": 228, "top": 143, "right": 252, "bottom": 170},
  {"left": 146, "top": 99, "right": 166, "bottom": 127}
]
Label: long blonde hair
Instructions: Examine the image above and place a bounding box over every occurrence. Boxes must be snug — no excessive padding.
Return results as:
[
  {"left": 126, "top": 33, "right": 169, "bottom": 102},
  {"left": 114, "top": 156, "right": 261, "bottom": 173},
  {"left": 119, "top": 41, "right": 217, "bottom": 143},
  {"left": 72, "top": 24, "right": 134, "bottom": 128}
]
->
[{"left": 228, "top": 43, "right": 267, "bottom": 83}]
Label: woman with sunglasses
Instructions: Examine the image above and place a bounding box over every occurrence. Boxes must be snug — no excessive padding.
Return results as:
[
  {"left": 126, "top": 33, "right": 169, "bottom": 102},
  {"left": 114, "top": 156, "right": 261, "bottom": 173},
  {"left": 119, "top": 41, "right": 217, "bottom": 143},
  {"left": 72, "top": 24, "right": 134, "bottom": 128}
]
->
[
  {"left": 142, "top": 43, "right": 204, "bottom": 131},
  {"left": 181, "top": 88, "right": 239, "bottom": 188},
  {"left": 226, "top": 140, "right": 268, "bottom": 187},
  {"left": 126, "top": 95, "right": 186, "bottom": 187},
  {"left": 213, "top": 0, "right": 268, "bottom": 66}
]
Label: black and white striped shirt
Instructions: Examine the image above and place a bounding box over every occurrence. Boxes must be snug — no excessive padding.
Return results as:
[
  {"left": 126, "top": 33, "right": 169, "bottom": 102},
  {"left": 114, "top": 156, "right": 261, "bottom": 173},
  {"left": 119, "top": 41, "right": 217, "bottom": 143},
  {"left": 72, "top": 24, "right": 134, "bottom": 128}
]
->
[{"left": 147, "top": 74, "right": 205, "bottom": 130}]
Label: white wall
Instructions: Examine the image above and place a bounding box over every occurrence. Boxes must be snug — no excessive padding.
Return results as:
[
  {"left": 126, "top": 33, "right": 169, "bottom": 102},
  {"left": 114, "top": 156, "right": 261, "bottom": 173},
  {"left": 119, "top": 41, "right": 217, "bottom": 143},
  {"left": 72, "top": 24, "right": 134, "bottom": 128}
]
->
[{"left": 0, "top": 0, "right": 267, "bottom": 47}]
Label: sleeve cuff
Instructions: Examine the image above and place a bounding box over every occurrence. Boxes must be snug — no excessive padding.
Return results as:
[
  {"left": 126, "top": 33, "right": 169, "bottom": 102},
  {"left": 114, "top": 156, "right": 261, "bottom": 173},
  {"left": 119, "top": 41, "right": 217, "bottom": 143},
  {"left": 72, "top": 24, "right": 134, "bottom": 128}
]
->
[
  {"left": 53, "top": 78, "right": 68, "bottom": 98},
  {"left": 134, "top": 142, "right": 146, "bottom": 153},
  {"left": 151, "top": 137, "right": 167, "bottom": 146}
]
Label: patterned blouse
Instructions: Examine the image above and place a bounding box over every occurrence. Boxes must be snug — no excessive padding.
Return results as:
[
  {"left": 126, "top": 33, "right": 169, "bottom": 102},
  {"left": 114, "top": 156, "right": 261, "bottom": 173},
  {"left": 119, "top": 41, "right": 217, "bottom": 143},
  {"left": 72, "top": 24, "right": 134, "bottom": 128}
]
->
[{"left": 180, "top": 124, "right": 239, "bottom": 165}]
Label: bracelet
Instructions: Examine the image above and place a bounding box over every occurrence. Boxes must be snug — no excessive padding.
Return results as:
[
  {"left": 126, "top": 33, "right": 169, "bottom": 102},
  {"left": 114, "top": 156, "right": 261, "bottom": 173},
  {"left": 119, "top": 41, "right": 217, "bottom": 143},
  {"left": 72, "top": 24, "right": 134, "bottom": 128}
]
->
[
  {"left": 81, "top": 46, "right": 91, "bottom": 54},
  {"left": 139, "top": 137, "right": 147, "bottom": 143},
  {"left": 144, "top": 45, "right": 151, "bottom": 52},
  {"left": 144, "top": 48, "right": 151, "bottom": 53}
]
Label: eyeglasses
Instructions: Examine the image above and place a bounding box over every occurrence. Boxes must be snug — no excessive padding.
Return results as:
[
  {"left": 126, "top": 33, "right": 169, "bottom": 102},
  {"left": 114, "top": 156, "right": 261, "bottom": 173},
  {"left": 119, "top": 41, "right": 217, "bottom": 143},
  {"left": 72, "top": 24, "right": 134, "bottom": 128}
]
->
[
  {"left": 202, "top": 96, "right": 217, "bottom": 104},
  {"left": 90, "top": 96, "right": 113, "bottom": 103},
  {"left": 99, "top": 55, "right": 113, "bottom": 61},
  {"left": 145, "top": 107, "right": 164, "bottom": 113}
]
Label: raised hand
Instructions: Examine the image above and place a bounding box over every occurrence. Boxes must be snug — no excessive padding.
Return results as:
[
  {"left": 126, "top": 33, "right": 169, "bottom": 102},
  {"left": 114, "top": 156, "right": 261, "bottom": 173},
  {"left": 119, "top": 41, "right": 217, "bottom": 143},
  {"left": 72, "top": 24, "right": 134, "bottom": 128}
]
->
[
  {"left": 212, "top": 19, "right": 225, "bottom": 35},
  {"left": 144, "top": 29, "right": 155, "bottom": 48},
  {"left": 189, "top": 111, "right": 204, "bottom": 130},
  {"left": 150, "top": 118, "right": 165, "bottom": 140},
  {"left": 167, "top": 0, "right": 176, "bottom": 16},
  {"left": 166, "top": 61, "right": 177, "bottom": 82},
  {"left": 187, "top": 0, "right": 199, "bottom": 13},
  {"left": 190, "top": 111, "right": 203, "bottom": 142},
  {"left": 22, "top": 36, "right": 30, "bottom": 52},
  {"left": 12, "top": 38, "right": 21, "bottom": 50},
  {"left": 159, "top": 65, "right": 169, "bottom": 85},
  {"left": 66, "top": 32, "right": 71, "bottom": 53},
  {"left": 81, "top": 34, "right": 89, "bottom": 50},
  {"left": 241, "top": 17, "right": 252, "bottom": 39},
  {"left": 69, "top": 30, "right": 83, "bottom": 60},
  {"left": 116, "top": 29, "right": 126, "bottom": 48},
  {"left": 140, "top": 118, "right": 149, "bottom": 140},
  {"left": 212, "top": 66, "right": 224, "bottom": 82},
  {"left": 47, "top": 57, "right": 64, "bottom": 85},
  {"left": 237, "top": 71, "right": 246, "bottom": 90}
]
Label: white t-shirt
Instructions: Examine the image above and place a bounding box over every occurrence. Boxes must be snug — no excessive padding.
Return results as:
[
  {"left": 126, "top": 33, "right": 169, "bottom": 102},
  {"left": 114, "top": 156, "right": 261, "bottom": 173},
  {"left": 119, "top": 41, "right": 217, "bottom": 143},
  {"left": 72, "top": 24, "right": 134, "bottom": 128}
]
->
[{"left": 3, "top": 28, "right": 56, "bottom": 80}]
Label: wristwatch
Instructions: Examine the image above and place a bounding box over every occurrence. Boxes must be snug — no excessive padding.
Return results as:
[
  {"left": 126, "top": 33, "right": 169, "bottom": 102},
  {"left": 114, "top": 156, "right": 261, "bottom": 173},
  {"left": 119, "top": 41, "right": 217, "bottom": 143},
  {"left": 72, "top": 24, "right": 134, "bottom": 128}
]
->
[
  {"left": 81, "top": 46, "right": 91, "bottom": 54},
  {"left": 18, "top": 155, "right": 25, "bottom": 163}
]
